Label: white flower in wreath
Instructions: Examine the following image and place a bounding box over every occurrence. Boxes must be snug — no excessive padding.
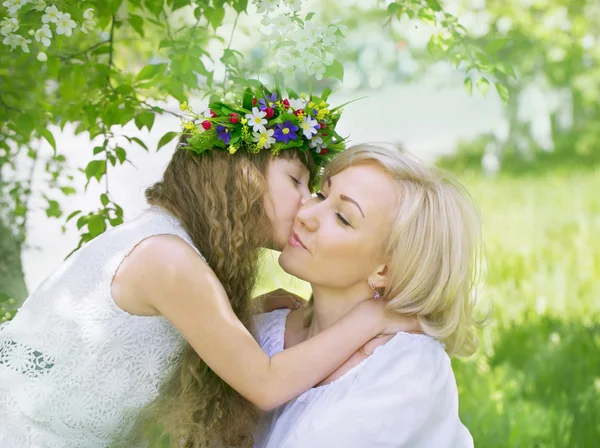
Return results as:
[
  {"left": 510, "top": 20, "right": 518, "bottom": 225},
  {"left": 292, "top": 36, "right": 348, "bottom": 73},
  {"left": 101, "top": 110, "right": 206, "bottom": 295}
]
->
[
  {"left": 34, "top": 24, "right": 52, "bottom": 47},
  {"left": 245, "top": 107, "right": 268, "bottom": 133},
  {"left": 0, "top": 17, "right": 19, "bottom": 36},
  {"left": 55, "top": 13, "right": 77, "bottom": 37},
  {"left": 42, "top": 5, "right": 62, "bottom": 24},
  {"left": 300, "top": 115, "right": 319, "bottom": 139},
  {"left": 309, "top": 135, "right": 323, "bottom": 149},
  {"left": 252, "top": 128, "right": 276, "bottom": 149},
  {"left": 288, "top": 97, "right": 308, "bottom": 111}
]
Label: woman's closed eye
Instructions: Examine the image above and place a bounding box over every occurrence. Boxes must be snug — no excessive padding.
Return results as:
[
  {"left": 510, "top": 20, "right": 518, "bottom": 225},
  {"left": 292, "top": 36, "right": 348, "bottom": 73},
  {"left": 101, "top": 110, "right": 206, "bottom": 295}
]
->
[
  {"left": 315, "top": 191, "right": 352, "bottom": 227},
  {"left": 290, "top": 175, "right": 301, "bottom": 186}
]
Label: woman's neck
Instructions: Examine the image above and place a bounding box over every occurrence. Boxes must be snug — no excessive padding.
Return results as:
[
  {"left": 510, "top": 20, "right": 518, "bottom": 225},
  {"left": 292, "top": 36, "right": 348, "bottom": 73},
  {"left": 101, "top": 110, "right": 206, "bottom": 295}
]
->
[{"left": 306, "top": 283, "right": 372, "bottom": 338}]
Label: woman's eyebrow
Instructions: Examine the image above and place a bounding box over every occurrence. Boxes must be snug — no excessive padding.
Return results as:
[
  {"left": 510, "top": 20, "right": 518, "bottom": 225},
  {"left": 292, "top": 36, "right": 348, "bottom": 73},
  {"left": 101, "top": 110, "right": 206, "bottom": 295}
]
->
[{"left": 327, "top": 177, "right": 365, "bottom": 218}]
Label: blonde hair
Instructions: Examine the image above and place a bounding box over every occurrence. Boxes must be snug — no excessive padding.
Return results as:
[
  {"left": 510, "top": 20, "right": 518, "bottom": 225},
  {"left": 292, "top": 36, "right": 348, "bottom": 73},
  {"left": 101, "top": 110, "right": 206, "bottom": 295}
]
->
[{"left": 311, "top": 143, "right": 483, "bottom": 357}]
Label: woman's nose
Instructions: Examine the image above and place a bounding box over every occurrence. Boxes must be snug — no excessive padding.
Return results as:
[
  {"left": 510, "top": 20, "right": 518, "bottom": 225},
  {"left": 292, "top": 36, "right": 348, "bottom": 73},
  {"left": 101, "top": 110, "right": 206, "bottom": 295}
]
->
[{"left": 296, "top": 200, "right": 319, "bottom": 232}]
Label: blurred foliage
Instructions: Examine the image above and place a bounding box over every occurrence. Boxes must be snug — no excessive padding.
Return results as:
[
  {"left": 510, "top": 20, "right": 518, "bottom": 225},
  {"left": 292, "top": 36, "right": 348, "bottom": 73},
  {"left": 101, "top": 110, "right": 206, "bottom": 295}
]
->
[
  {"left": 256, "top": 168, "right": 600, "bottom": 446},
  {"left": 436, "top": 0, "right": 600, "bottom": 170}
]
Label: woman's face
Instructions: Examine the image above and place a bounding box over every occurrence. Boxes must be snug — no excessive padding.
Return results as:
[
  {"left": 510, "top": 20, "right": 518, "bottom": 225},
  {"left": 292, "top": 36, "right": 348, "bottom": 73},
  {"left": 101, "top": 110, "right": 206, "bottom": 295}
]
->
[
  {"left": 265, "top": 157, "right": 312, "bottom": 251},
  {"left": 279, "top": 163, "right": 398, "bottom": 289}
]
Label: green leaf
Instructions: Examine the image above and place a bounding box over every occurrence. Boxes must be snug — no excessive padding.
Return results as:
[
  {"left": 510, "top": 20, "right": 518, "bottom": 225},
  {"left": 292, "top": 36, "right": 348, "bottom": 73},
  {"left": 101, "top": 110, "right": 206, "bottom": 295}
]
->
[
  {"left": 387, "top": 2, "right": 402, "bottom": 16},
  {"left": 40, "top": 128, "right": 56, "bottom": 154},
  {"left": 115, "top": 147, "right": 127, "bottom": 164},
  {"left": 129, "top": 14, "right": 145, "bottom": 37},
  {"left": 210, "top": 7, "right": 225, "bottom": 30},
  {"left": 88, "top": 215, "right": 106, "bottom": 238},
  {"left": 135, "top": 63, "right": 167, "bottom": 83},
  {"left": 66, "top": 210, "right": 81, "bottom": 222},
  {"left": 485, "top": 38, "right": 509, "bottom": 54},
  {"left": 305, "top": 12, "right": 316, "bottom": 21},
  {"left": 85, "top": 160, "right": 106, "bottom": 183},
  {"left": 324, "top": 60, "right": 344, "bottom": 82},
  {"left": 46, "top": 199, "right": 62, "bottom": 218},
  {"left": 477, "top": 77, "right": 490, "bottom": 97},
  {"left": 233, "top": 0, "right": 248, "bottom": 13},
  {"left": 130, "top": 137, "right": 149, "bottom": 151},
  {"left": 135, "top": 111, "right": 155, "bottom": 131},
  {"left": 60, "top": 187, "right": 76, "bottom": 195},
  {"left": 495, "top": 82, "right": 510, "bottom": 104},
  {"left": 243, "top": 88, "right": 253, "bottom": 110},
  {"left": 0, "top": 293, "right": 9, "bottom": 303},
  {"left": 464, "top": 77, "right": 473, "bottom": 95},
  {"left": 157, "top": 131, "right": 179, "bottom": 152},
  {"left": 93, "top": 145, "right": 105, "bottom": 155},
  {"left": 100, "top": 193, "right": 109, "bottom": 206}
]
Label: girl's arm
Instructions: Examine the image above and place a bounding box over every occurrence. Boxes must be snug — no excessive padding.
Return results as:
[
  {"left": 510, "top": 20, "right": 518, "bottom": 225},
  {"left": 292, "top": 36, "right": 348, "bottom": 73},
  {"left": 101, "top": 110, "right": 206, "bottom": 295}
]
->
[{"left": 118, "top": 235, "right": 412, "bottom": 411}]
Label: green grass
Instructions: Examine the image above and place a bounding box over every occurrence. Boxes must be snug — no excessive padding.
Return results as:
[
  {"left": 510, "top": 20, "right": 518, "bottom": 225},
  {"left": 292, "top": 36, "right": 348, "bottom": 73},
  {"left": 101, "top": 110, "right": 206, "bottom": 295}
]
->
[{"left": 255, "top": 168, "right": 600, "bottom": 447}]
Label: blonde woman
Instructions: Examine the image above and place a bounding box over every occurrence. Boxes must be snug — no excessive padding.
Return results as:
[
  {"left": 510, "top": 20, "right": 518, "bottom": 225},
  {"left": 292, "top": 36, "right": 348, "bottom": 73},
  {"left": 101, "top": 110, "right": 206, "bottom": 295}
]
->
[{"left": 254, "top": 143, "right": 480, "bottom": 447}]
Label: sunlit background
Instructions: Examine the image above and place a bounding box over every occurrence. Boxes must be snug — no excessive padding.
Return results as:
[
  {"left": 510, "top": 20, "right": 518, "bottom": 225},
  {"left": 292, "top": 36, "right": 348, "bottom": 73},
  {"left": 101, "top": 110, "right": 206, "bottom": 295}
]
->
[{"left": 2, "top": 0, "right": 599, "bottom": 446}]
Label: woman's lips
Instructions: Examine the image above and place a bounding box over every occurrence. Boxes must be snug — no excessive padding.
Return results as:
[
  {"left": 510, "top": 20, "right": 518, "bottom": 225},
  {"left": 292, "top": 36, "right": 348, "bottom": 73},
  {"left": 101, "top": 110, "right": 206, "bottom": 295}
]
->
[{"left": 288, "top": 232, "right": 307, "bottom": 250}]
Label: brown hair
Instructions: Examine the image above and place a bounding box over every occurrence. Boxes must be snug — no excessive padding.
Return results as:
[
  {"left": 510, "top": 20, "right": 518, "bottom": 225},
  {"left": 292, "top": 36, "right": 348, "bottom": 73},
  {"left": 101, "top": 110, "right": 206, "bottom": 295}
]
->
[{"left": 141, "top": 143, "right": 315, "bottom": 447}]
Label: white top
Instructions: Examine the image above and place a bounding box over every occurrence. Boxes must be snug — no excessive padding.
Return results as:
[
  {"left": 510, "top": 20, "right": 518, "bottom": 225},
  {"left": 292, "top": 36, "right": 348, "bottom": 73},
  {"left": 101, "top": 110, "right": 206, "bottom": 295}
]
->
[
  {"left": 0, "top": 207, "right": 204, "bottom": 448},
  {"left": 253, "top": 309, "right": 474, "bottom": 448}
]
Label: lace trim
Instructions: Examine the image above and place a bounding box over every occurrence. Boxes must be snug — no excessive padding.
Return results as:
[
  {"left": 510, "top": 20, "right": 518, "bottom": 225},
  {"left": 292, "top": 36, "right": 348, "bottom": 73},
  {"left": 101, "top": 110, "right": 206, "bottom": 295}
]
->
[{"left": 0, "top": 340, "right": 55, "bottom": 378}]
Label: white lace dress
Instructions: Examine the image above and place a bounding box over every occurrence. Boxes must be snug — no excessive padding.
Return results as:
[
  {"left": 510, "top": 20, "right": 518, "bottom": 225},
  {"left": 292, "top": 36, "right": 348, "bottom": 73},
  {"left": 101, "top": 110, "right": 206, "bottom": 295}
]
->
[
  {"left": 253, "top": 309, "right": 474, "bottom": 448},
  {"left": 0, "top": 206, "right": 204, "bottom": 447}
]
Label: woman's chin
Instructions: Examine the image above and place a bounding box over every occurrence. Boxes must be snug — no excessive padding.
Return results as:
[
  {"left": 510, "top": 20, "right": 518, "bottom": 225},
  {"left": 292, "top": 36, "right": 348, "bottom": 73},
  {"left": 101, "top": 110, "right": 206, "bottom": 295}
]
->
[{"left": 278, "top": 248, "right": 306, "bottom": 279}]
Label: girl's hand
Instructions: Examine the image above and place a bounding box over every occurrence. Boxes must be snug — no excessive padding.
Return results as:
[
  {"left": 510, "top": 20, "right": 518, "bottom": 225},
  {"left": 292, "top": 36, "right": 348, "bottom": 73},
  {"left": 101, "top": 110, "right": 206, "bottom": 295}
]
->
[
  {"left": 257, "top": 288, "right": 308, "bottom": 313},
  {"left": 357, "top": 298, "right": 421, "bottom": 336}
]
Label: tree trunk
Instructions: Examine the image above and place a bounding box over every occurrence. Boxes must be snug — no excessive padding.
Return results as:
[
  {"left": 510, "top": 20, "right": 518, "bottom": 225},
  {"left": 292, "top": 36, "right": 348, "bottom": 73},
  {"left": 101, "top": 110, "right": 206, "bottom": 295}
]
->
[{"left": 0, "top": 217, "right": 28, "bottom": 308}]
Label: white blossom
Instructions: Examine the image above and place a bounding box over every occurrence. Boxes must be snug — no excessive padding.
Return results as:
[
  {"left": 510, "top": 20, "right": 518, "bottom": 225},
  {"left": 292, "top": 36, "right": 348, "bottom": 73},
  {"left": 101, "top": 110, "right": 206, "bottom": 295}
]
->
[
  {"left": 55, "top": 13, "right": 76, "bottom": 37},
  {"left": 3, "top": 0, "right": 28, "bottom": 16},
  {"left": 0, "top": 17, "right": 19, "bottom": 36},
  {"left": 2, "top": 33, "right": 31, "bottom": 52},
  {"left": 83, "top": 8, "right": 95, "bottom": 20},
  {"left": 42, "top": 5, "right": 62, "bottom": 24},
  {"left": 80, "top": 19, "right": 96, "bottom": 34},
  {"left": 254, "top": 0, "right": 279, "bottom": 14},
  {"left": 33, "top": 0, "right": 45, "bottom": 11},
  {"left": 283, "top": 0, "right": 303, "bottom": 13},
  {"left": 34, "top": 24, "right": 52, "bottom": 46},
  {"left": 37, "top": 51, "right": 47, "bottom": 61}
]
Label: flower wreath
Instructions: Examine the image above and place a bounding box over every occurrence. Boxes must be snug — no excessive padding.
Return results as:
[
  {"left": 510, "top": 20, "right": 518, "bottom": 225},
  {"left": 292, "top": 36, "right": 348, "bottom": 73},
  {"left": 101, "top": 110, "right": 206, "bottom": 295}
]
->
[{"left": 178, "top": 84, "right": 348, "bottom": 168}]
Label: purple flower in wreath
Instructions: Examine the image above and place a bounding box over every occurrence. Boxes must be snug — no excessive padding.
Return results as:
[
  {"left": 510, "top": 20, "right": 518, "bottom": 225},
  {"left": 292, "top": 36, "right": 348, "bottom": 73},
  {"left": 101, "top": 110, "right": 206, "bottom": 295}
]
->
[
  {"left": 259, "top": 93, "right": 278, "bottom": 111},
  {"left": 216, "top": 125, "right": 231, "bottom": 145},
  {"left": 273, "top": 121, "right": 299, "bottom": 144}
]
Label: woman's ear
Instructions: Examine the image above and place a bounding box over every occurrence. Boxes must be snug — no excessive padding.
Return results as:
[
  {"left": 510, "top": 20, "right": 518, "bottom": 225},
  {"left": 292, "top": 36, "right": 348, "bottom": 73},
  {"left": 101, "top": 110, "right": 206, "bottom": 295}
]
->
[{"left": 370, "top": 263, "right": 389, "bottom": 289}]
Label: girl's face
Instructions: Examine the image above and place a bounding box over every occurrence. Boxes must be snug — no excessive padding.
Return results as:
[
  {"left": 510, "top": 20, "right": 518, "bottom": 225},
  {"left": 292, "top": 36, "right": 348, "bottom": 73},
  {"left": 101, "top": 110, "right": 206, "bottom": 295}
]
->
[
  {"left": 278, "top": 163, "right": 398, "bottom": 289},
  {"left": 264, "top": 157, "right": 312, "bottom": 251}
]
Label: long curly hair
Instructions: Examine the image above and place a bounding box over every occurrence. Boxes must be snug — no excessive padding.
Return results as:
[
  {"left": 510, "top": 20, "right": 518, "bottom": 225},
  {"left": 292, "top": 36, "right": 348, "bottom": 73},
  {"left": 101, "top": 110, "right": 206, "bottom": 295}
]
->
[{"left": 140, "top": 144, "right": 315, "bottom": 447}]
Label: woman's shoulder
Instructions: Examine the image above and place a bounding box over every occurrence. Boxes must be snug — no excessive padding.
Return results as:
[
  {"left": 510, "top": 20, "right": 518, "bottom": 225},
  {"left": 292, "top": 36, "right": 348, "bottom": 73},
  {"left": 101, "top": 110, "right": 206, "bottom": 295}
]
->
[
  {"left": 358, "top": 332, "right": 455, "bottom": 394},
  {"left": 252, "top": 309, "right": 291, "bottom": 357}
]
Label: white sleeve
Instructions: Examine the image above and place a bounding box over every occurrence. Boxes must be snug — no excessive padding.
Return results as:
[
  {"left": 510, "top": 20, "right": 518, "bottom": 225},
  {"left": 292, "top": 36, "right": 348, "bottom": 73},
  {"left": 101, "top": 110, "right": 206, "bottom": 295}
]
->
[
  {"left": 252, "top": 309, "right": 289, "bottom": 357},
  {"left": 292, "top": 337, "right": 473, "bottom": 448}
]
